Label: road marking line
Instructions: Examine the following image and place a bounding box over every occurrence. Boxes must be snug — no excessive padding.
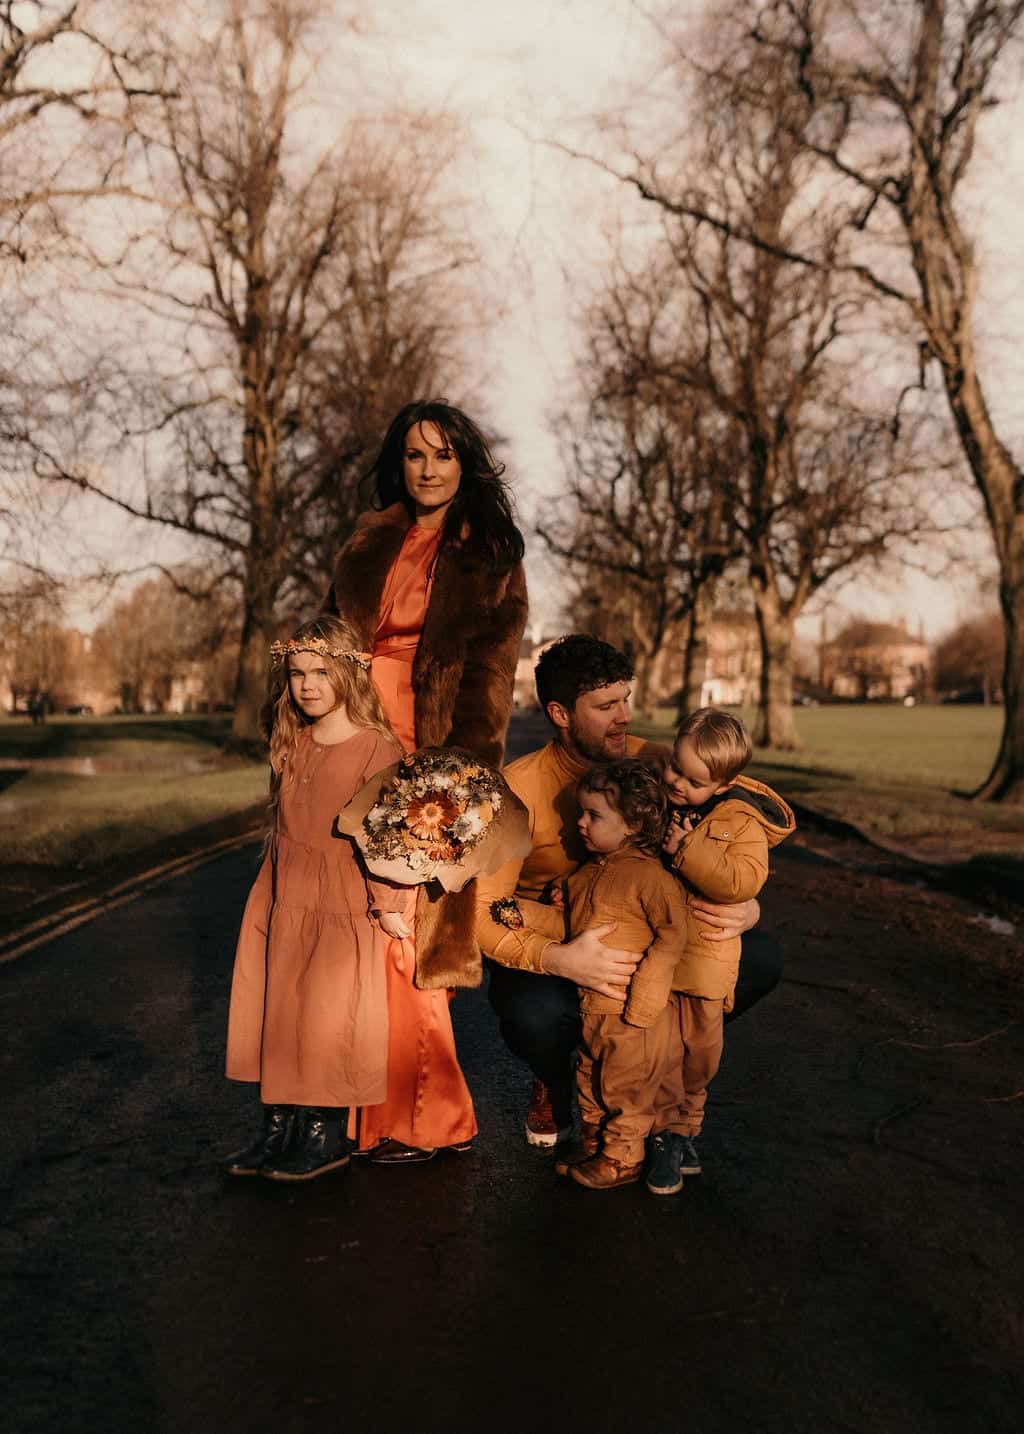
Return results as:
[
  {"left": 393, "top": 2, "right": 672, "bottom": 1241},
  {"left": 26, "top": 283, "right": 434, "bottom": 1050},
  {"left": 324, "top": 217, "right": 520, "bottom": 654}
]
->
[
  {"left": 4, "top": 832, "right": 255, "bottom": 944},
  {"left": 0, "top": 828, "right": 262, "bottom": 965}
]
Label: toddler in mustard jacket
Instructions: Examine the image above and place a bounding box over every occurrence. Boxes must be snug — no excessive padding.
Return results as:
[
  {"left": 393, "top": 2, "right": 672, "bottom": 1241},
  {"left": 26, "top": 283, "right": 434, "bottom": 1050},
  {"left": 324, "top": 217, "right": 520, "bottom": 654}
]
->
[{"left": 648, "top": 707, "right": 794, "bottom": 1195}]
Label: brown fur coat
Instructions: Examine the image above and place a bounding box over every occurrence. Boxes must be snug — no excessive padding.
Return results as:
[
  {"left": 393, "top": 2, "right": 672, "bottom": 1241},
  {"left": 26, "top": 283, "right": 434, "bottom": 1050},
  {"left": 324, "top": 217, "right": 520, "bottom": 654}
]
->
[{"left": 323, "top": 503, "right": 529, "bottom": 989}]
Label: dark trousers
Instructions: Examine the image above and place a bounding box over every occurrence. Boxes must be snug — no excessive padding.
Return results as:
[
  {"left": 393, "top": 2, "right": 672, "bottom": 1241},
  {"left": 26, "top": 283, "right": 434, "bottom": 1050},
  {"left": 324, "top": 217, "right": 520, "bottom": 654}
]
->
[{"left": 486, "top": 930, "right": 784, "bottom": 1093}]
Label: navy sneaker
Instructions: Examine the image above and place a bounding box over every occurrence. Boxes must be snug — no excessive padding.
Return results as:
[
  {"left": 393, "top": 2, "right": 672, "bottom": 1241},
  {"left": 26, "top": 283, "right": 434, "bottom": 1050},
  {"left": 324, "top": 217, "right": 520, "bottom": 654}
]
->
[
  {"left": 645, "top": 1131, "right": 684, "bottom": 1196},
  {"left": 679, "top": 1134, "right": 702, "bottom": 1176}
]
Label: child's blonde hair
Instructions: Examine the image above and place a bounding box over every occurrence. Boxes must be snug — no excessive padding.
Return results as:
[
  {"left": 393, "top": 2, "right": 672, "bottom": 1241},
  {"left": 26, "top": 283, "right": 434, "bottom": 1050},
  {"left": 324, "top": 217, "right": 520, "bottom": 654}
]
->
[
  {"left": 674, "top": 707, "right": 752, "bottom": 784},
  {"left": 267, "top": 615, "right": 392, "bottom": 781}
]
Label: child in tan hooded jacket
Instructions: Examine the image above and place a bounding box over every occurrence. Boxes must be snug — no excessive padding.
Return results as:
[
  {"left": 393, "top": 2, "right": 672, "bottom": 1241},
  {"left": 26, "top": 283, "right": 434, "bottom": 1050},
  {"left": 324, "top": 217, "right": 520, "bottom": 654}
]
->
[{"left": 645, "top": 707, "right": 795, "bottom": 1195}]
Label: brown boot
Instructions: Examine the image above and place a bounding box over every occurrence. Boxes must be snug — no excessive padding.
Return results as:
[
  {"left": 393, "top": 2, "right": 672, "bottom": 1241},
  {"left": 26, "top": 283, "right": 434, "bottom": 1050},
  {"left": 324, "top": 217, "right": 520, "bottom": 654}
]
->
[
  {"left": 554, "top": 1124, "right": 601, "bottom": 1177},
  {"left": 569, "top": 1152, "right": 643, "bottom": 1190}
]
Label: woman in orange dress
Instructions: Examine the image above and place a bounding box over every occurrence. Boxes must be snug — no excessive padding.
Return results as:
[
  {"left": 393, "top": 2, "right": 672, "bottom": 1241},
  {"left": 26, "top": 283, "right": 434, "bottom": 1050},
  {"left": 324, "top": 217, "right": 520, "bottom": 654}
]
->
[{"left": 324, "top": 400, "right": 528, "bottom": 1162}]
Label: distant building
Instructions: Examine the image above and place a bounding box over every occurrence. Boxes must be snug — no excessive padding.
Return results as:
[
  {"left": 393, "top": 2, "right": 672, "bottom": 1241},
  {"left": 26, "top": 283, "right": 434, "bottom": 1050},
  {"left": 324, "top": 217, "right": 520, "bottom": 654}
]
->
[
  {"left": 168, "top": 662, "right": 213, "bottom": 714},
  {"left": 509, "top": 609, "right": 932, "bottom": 716},
  {"left": 819, "top": 619, "right": 929, "bottom": 700},
  {"left": 699, "top": 611, "right": 760, "bottom": 707},
  {"left": 514, "top": 630, "right": 557, "bottom": 709},
  {"left": 643, "top": 609, "right": 760, "bottom": 708}
]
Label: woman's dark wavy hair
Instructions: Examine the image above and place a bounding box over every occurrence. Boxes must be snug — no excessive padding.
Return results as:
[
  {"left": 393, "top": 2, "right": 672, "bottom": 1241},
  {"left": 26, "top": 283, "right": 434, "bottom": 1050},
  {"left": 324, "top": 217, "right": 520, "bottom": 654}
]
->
[
  {"left": 578, "top": 759, "right": 668, "bottom": 857},
  {"left": 364, "top": 399, "right": 524, "bottom": 570}
]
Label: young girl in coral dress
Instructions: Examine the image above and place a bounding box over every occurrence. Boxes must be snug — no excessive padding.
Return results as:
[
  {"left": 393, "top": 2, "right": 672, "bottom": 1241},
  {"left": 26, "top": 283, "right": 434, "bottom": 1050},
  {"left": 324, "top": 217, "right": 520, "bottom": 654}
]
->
[
  {"left": 324, "top": 400, "right": 528, "bottom": 1163},
  {"left": 223, "top": 614, "right": 419, "bottom": 1182}
]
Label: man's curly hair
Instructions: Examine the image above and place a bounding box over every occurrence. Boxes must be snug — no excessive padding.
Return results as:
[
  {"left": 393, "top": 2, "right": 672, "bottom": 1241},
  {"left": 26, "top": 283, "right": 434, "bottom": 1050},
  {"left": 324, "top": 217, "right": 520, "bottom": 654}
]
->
[
  {"left": 578, "top": 759, "right": 667, "bottom": 856},
  {"left": 535, "top": 634, "right": 634, "bottom": 715}
]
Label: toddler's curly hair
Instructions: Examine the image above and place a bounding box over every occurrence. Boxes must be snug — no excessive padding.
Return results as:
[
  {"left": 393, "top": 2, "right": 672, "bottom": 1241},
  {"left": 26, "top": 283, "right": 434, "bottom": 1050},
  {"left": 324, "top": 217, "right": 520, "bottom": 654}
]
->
[{"left": 577, "top": 758, "right": 667, "bottom": 856}]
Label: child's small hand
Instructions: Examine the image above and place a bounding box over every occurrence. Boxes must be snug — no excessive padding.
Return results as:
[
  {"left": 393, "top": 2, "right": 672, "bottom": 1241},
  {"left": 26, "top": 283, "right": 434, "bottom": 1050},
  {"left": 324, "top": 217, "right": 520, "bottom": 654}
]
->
[
  {"left": 663, "top": 810, "right": 691, "bottom": 857},
  {"left": 375, "top": 911, "right": 411, "bottom": 939},
  {"left": 540, "top": 878, "right": 565, "bottom": 910}
]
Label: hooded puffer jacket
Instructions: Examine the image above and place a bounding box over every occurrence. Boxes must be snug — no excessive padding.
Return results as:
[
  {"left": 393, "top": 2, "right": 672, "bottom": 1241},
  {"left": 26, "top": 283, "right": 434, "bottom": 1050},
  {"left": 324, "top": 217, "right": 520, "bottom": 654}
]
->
[{"left": 667, "top": 774, "right": 795, "bottom": 1008}]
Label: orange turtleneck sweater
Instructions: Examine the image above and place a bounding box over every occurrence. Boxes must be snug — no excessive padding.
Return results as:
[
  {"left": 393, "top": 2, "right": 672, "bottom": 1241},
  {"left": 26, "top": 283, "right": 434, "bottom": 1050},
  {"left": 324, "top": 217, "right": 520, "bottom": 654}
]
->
[{"left": 473, "top": 734, "right": 668, "bottom": 973}]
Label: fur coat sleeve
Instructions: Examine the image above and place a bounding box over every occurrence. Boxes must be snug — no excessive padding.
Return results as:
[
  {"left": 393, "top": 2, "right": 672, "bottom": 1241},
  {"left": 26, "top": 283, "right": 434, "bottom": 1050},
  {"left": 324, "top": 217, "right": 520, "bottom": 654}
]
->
[{"left": 323, "top": 504, "right": 529, "bottom": 988}]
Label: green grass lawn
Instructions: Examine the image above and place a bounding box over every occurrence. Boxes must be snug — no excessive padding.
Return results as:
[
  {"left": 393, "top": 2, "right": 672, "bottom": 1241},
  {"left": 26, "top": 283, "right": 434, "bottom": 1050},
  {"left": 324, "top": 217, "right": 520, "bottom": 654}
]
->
[
  {"left": 0, "top": 766, "right": 269, "bottom": 868},
  {"left": 2, "top": 707, "right": 1022, "bottom": 869},
  {"left": 633, "top": 704, "right": 1024, "bottom": 850},
  {"left": 0, "top": 712, "right": 233, "bottom": 761},
  {"left": 0, "top": 714, "right": 266, "bottom": 867}
]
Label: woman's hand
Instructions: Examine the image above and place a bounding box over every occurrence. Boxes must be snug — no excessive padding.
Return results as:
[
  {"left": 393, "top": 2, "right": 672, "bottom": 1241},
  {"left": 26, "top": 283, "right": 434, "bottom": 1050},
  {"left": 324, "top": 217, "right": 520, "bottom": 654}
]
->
[
  {"left": 542, "top": 923, "right": 639, "bottom": 1000},
  {"left": 375, "top": 910, "right": 412, "bottom": 939},
  {"left": 689, "top": 896, "right": 760, "bottom": 943}
]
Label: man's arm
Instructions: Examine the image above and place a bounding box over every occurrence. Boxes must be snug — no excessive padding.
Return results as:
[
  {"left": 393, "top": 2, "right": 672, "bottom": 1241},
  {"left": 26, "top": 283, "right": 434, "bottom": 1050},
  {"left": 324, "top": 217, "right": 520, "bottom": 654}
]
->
[{"left": 474, "top": 857, "right": 639, "bottom": 999}]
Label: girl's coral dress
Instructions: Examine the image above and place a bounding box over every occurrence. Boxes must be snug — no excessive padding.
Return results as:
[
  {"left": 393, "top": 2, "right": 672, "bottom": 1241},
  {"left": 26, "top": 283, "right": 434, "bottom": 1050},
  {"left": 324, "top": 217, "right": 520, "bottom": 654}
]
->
[
  {"left": 225, "top": 726, "right": 409, "bottom": 1107},
  {"left": 358, "top": 522, "right": 478, "bottom": 1151}
]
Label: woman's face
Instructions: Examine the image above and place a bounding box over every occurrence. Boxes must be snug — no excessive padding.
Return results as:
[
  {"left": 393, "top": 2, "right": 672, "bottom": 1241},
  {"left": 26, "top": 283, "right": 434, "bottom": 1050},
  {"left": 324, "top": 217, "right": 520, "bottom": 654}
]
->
[{"left": 402, "top": 421, "right": 462, "bottom": 524}]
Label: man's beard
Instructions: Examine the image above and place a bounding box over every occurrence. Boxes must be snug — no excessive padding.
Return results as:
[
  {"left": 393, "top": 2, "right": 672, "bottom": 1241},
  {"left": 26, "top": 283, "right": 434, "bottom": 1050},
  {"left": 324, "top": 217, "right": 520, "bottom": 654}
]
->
[{"left": 567, "top": 716, "right": 627, "bottom": 764}]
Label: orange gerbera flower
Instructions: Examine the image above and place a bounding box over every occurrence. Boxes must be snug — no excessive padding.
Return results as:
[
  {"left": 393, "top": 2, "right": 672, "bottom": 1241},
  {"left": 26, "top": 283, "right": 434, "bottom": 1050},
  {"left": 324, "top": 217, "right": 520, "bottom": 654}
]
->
[{"left": 407, "top": 793, "right": 459, "bottom": 841}]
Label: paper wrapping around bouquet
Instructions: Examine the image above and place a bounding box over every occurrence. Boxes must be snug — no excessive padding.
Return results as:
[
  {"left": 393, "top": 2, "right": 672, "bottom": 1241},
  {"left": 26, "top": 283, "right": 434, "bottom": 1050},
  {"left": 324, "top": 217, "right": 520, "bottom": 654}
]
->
[{"left": 337, "top": 745, "right": 531, "bottom": 893}]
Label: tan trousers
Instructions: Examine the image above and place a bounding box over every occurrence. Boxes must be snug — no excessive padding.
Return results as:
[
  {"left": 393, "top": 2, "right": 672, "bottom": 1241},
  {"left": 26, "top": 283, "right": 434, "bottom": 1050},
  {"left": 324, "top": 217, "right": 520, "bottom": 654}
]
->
[
  {"left": 577, "top": 1007, "right": 678, "bottom": 1164},
  {"left": 651, "top": 993, "right": 725, "bottom": 1138}
]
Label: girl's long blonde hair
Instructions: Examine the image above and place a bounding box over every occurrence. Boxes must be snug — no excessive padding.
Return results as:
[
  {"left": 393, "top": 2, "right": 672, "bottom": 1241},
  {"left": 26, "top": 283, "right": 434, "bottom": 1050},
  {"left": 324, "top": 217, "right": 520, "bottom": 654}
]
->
[{"left": 267, "top": 614, "right": 393, "bottom": 793}]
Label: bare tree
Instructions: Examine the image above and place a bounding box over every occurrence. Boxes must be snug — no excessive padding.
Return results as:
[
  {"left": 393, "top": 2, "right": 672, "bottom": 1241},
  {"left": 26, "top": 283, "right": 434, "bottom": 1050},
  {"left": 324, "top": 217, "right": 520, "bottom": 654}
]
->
[
  {"left": 0, "top": 571, "right": 70, "bottom": 712},
  {"left": 90, "top": 570, "right": 240, "bottom": 712},
  {"left": 538, "top": 378, "right": 736, "bottom": 713},
  {"left": 0, "top": 2, "right": 160, "bottom": 255},
  {"left": 563, "top": 22, "right": 937, "bottom": 747},
  {"left": 20, "top": 0, "right": 472, "bottom": 740},
  {"left": 626, "top": 0, "right": 1024, "bottom": 795},
  {"left": 0, "top": 3, "right": 166, "bottom": 592},
  {"left": 933, "top": 610, "right": 1005, "bottom": 702},
  {"left": 538, "top": 252, "right": 741, "bottom": 715}
]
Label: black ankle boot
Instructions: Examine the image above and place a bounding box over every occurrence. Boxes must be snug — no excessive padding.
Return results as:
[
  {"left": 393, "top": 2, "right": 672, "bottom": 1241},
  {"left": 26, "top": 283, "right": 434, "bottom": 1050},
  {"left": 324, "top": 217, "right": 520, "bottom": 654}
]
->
[
  {"left": 261, "top": 1107, "right": 351, "bottom": 1182},
  {"left": 224, "top": 1104, "right": 296, "bottom": 1177}
]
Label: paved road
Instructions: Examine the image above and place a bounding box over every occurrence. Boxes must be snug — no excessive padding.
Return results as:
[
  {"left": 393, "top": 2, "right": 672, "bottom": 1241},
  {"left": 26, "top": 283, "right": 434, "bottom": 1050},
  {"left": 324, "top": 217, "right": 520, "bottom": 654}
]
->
[{"left": 3, "top": 715, "right": 1022, "bottom": 1434}]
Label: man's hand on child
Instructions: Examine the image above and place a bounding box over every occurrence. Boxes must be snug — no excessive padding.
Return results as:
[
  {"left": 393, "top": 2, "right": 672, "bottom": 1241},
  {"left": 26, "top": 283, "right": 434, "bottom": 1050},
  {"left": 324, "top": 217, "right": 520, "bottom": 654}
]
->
[
  {"left": 542, "top": 922, "right": 639, "bottom": 999},
  {"left": 689, "top": 896, "right": 760, "bottom": 942},
  {"left": 375, "top": 911, "right": 412, "bottom": 939}
]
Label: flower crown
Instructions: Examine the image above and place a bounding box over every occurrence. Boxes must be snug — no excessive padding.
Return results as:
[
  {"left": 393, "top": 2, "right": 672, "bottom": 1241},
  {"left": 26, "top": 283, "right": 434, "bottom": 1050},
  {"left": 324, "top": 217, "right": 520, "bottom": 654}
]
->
[{"left": 270, "top": 636, "right": 372, "bottom": 670}]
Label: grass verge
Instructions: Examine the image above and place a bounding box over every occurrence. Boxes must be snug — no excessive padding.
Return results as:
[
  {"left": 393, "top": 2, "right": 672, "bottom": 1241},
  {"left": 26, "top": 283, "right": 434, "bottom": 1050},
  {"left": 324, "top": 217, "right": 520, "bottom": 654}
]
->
[
  {"left": 0, "top": 713, "right": 232, "bottom": 761},
  {"left": 0, "top": 765, "right": 268, "bottom": 868}
]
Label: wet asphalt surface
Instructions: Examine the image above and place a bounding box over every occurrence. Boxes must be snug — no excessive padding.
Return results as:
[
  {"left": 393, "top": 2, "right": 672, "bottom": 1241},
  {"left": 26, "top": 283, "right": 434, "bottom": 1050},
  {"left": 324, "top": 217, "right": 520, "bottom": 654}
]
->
[{"left": 2, "top": 715, "right": 1023, "bottom": 1434}]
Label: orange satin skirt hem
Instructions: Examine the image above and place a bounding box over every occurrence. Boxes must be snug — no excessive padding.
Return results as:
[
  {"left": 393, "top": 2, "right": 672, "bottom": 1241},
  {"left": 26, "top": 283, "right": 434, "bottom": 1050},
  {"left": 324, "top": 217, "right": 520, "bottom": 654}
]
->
[{"left": 353, "top": 935, "right": 477, "bottom": 1152}]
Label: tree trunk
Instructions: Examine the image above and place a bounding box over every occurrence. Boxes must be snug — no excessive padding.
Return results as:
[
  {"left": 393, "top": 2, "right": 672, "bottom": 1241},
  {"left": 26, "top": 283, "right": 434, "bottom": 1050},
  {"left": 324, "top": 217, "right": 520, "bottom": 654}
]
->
[
  {"left": 972, "top": 573, "right": 1024, "bottom": 800},
  {"left": 632, "top": 647, "right": 655, "bottom": 719},
  {"left": 899, "top": 15, "right": 1024, "bottom": 801},
  {"left": 679, "top": 582, "right": 714, "bottom": 718},
  {"left": 231, "top": 571, "right": 277, "bottom": 744},
  {"left": 751, "top": 582, "right": 801, "bottom": 749},
  {"left": 935, "top": 366, "right": 1024, "bottom": 800}
]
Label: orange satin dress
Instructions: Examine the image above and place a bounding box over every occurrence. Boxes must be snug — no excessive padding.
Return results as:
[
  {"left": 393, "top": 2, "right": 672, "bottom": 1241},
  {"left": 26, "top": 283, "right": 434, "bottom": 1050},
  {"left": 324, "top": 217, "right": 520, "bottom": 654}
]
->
[{"left": 356, "top": 522, "right": 478, "bottom": 1151}]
